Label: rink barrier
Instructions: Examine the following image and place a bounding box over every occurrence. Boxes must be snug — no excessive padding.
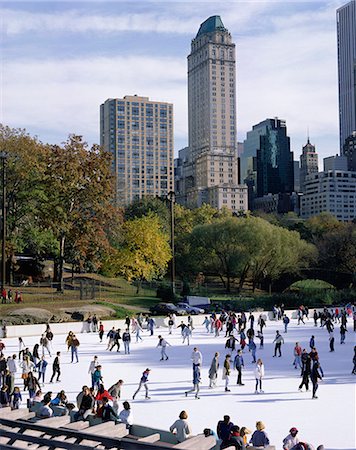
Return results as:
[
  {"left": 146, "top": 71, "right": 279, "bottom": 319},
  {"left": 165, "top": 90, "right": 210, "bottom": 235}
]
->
[{"left": 0, "top": 307, "right": 341, "bottom": 338}]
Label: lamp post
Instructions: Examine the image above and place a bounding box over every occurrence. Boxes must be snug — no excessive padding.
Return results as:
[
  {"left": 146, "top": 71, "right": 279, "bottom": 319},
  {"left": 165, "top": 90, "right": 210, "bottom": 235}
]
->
[
  {"left": 167, "top": 191, "right": 176, "bottom": 296},
  {"left": 0, "top": 152, "right": 7, "bottom": 291}
]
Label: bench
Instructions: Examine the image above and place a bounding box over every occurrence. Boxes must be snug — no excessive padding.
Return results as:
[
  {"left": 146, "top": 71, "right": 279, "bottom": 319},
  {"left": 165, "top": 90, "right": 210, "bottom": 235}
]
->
[{"left": 173, "top": 435, "right": 216, "bottom": 449}]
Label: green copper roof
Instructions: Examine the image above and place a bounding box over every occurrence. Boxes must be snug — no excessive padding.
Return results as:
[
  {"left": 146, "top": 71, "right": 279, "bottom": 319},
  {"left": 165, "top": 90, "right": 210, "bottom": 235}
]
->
[{"left": 196, "top": 16, "right": 226, "bottom": 37}]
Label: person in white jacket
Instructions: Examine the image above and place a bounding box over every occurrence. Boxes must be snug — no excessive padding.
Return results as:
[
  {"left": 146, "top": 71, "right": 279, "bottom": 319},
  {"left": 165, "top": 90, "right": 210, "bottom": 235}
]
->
[
  {"left": 191, "top": 347, "right": 202, "bottom": 367},
  {"left": 170, "top": 410, "right": 192, "bottom": 443},
  {"left": 254, "top": 358, "right": 265, "bottom": 393},
  {"left": 283, "top": 427, "right": 299, "bottom": 449}
]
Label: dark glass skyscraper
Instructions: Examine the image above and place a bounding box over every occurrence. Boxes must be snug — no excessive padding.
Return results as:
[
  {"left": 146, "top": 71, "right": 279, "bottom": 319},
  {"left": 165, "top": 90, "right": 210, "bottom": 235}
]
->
[
  {"left": 337, "top": 1, "right": 356, "bottom": 150},
  {"left": 243, "top": 118, "right": 294, "bottom": 198}
]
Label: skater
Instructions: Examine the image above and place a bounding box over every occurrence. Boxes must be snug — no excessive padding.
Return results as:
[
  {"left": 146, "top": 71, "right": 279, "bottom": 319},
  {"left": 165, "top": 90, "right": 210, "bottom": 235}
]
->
[
  {"left": 88, "top": 356, "right": 99, "bottom": 388},
  {"left": 258, "top": 315, "right": 266, "bottom": 334},
  {"left": 108, "top": 379, "right": 124, "bottom": 413},
  {"left": 293, "top": 342, "right": 302, "bottom": 369},
  {"left": 170, "top": 410, "right": 192, "bottom": 443},
  {"left": 110, "top": 329, "right": 121, "bottom": 352},
  {"left": 98, "top": 322, "right": 104, "bottom": 342},
  {"left": 311, "top": 361, "right": 322, "bottom": 399},
  {"left": 132, "top": 368, "right": 151, "bottom": 400},
  {"left": 313, "top": 309, "right": 318, "bottom": 327},
  {"left": 254, "top": 358, "right": 264, "bottom": 394},
  {"left": 70, "top": 334, "right": 80, "bottom": 363},
  {"left": 309, "top": 335, "right": 315, "bottom": 349},
  {"left": 256, "top": 331, "right": 264, "bottom": 349},
  {"left": 250, "top": 340, "right": 257, "bottom": 363},
  {"left": 148, "top": 317, "right": 156, "bottom": 336},
  {"left": 168, "top": 316, "right": 174, "bottom": 334},
  {"left": 106, "top": 327, "right": 116, "bottom": 349},
  {"left": 92, "top": 365, "right": 103, "bottom": 391},
  {"left": 40, "top": 334, "right": 51, "bottom": 357},
  {"left": 283, "top": 315, "right": 290, "bottom": 333},
  {"left": 248, "top": 313, "right": 255, "bottom": 329},
  {"left": 208, "top": 352, "right": 219, "bottom": 388},
  {"left": 234, "top": 349, "right": 245, "bottom": 385},
  {"left": 214, "top": 317, "right": 222, "bottom": 337},
  {"left": 297, "top": 309, "right": 305, "bottom": 325},
  {"left": 299, "top": 351, "right": 311, "bottom": 392},
  {"left": 225, "top": 335, "right": 237, "bottom": 353},
  {"left": 122, "top": 329, "right": 131, "bottom": 354},
  {"left": 329, "top": 333, "right": 335, "bottom": 352},
  {"left": 191, "top": 347, "right": 202, "bottom": 368},
  {"left": 283, "top": 427, "right": 299, "bottom": 450},
  {"left": 92, "top": 314, "right": 98, "bottom": 332},
  {"left": 49, "top": 351, "right": 61, "bottom": 383},
  {"left": 157, "top": 335, "right": 170, "bottom": 360},
  {"left": 222, "top": 354, "right": 231, "bottom": 392},
  {"left": 340, "top": 324, "right": 347, "bottom": 344},
  {"left": 182, "top": 324, "right": 192, "bottom": 345},
  {"left": 36, "top": 356, "right": 48, "bottom": 385},
  {"left": 273, "top": 331, "right": 284, "bottom": 357},
  {"left": 185, "top": 363, "right": 201, "bottom": 399},
  {"left": 352, "top": 346, "right": 356, "bottom": 375},
  {"left": 135, "top": 322, "right": 143, "bottom": 342}
]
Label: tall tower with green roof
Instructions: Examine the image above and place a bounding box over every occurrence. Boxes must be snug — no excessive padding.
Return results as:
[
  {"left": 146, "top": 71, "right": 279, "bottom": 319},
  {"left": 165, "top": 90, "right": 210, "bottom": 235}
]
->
[{"left": 181, "top": 16, "right": 247, "bottom": 212}]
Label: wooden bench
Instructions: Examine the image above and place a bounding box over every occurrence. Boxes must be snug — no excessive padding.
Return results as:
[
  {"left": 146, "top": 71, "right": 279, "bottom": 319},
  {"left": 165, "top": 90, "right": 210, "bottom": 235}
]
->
[
  {"left": 173, "top": 435, "right": 216, "bottom": 449},
  {"left": 61, "top": 421, "right": 90, "bottom": 431}
]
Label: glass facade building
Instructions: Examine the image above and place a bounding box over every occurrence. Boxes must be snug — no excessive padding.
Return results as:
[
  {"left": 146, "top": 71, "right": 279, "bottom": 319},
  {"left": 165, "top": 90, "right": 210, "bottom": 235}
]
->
[{"left": 337, "top": 1, "right": 356, "bottom": 150}]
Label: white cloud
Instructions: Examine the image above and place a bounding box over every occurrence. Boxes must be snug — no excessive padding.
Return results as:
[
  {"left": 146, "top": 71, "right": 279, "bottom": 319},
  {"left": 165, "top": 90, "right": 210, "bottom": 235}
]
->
[{"left": 1, "top": 1, "right": 343, "bottom": 161}]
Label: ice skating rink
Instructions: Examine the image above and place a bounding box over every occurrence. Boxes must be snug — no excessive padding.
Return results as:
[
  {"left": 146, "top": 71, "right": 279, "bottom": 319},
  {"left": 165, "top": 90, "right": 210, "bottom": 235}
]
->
[{"left": 4, "top": 316, "right": 355, "bottom": 449}]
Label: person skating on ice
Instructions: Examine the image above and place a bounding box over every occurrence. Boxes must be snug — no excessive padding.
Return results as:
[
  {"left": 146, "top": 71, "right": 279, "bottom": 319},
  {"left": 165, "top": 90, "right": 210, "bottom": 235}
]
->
[
  {"left": 254, "top": 358, "right": 264, "bottom": 394},
  {"left": 182, "top": 325, "right": 192, "bottom": 345},
  {"left": 311, "top": 361, "right": 322, "bottom": 399},
  {"left": 273, "top": 331, "right": 284, "bottom": 357},
  {"left": 256, "top": 331, "right": 264, "bottom": 349},
  {"left": 208, "top": 352, "right": 219, "bottom": 388},
  {"left": 352, "top": 345, "right": 356, "bottom": 375},
  {"left": 222, "top": 354, "right": 231, "bottom": 392},
  {"left": 191, "top": 347, "right": 202, "bottom": 368},
  {"left": 234, "top": 349, "right": 245, "bottom": 385},
  {"left": 293, "top": 343, "right": 302, "bottom": 370},
  {"left": 157, "top": 335, "right": 170, "bottom": 360},
  {"left": 185, "top": 363, "right": 201, "bottom": 399},
  {"left": 283, "top": 315, "right": 290, "bottom": 333},
  {"left": 132, "top": 368, "right": 151, "bottom": 400},
  {"left": 340, "top": 324, "right": 347, "bottom": 344},
  {"left": 329, "top": 333, "right": 335, "bottom": 352},
  {"left": 298, "top": 351, "right": 311, "bottom": 392}
]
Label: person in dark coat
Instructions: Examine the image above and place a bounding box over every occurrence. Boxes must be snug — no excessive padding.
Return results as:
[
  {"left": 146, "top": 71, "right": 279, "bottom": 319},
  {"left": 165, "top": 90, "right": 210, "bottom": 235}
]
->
[
  {"left": 221, "top": 425, "right": 245, "bottom": 450},
  {"left": 299, "top": 352, "right": 311, "bottom": 392},
  {"left": 311, "top": 362, "right": 322, "bottom": 399},
  {"left": 217, "top": 415, "right": 234, "bottom": 448}
]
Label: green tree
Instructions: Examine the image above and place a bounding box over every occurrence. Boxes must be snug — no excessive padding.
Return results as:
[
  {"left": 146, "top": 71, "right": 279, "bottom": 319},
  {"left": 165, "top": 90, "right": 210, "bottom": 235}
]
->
[
  {"left": 108, "top": 215, "right": 171, "bottom": 293},
  {"left": 0, "top": 125, "right": 53, "bottom": 280},
  {"left": 40, "top": 135, "right": 115, "bottom": 291}
]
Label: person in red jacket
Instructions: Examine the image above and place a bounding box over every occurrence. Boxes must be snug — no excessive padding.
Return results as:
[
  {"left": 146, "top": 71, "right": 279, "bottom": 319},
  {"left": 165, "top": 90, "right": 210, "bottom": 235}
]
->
[{"left": 95, "top": 384, "right": 113, "bottom": 407}]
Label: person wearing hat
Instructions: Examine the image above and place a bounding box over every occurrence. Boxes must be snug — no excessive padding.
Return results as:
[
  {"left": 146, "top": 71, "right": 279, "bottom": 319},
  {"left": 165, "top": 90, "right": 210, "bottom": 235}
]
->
[
  {"left": 132, "top": 368, "right": 151, "bottom": 400},
  {"left": 250, "top": 421, "right": 269, "bottom": 447},
  {"left": 283, "top": 427, "right": 300, "bottom": 450}
]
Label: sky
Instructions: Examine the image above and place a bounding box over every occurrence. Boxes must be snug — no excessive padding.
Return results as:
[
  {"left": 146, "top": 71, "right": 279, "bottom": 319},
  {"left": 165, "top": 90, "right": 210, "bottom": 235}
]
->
[{"left": 0, "top": 0, "right": 349, "bottom": 164}]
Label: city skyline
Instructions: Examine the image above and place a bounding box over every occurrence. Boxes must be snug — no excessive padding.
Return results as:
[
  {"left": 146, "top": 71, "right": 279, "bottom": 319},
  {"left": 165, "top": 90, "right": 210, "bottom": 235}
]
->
[{"left": 1, "top": 1, "right": 349, "bottom": 162}]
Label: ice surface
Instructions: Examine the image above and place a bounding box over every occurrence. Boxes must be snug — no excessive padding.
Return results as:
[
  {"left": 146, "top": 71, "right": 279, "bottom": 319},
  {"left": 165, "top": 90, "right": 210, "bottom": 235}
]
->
[{"left": 4, "top": 315, "right": 355, "bottom": 449}]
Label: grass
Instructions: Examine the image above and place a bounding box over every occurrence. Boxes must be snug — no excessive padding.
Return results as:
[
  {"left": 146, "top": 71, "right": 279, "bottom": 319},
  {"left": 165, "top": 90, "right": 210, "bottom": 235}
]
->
[{"left": 0, "top": 274, "right": 162, "bottom": 318}]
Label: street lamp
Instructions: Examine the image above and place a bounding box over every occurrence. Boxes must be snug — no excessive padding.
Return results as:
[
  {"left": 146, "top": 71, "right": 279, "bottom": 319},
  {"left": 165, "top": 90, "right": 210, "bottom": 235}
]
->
[
  {"left": 0, "top": 152, "right": 7, "bottom": 291},
  {"left": 167, "top": 191, "right": 176, "bottom": 296}
]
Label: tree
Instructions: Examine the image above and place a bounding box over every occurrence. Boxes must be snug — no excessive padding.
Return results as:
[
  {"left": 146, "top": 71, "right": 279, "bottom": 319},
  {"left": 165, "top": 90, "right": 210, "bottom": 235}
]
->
[
  {"left": 39, "top": 135, "right": 115, "bottom": 291},
  {"left": 108, "top": 215, "right": 171, "bottom": 293},
  {"left": 0, "top": 125, "right": 53, "bottom": 281},
  {"left": 124, "top": 196, "right": 170, "bottom": 232},
  {"left": 317, "top": 223, "right": 356, "bottom": 286}
]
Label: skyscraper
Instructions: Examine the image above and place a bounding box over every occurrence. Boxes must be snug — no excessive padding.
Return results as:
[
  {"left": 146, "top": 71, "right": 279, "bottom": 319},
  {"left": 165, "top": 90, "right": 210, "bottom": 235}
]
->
[
  {"left": 175, "top": 16, "right": 247, "bottom": 212},
  {"left": 299, "top": 138, "right": 319, "bottom": 193},
  {"left": 100, "top": 95, "right": 174, "bottom": 205},
  {"left": 243, "top": 118, "right": 294, "bottom": 199},
  {"left": 337, "top": 0, "right": 356, "bottom": 150}
]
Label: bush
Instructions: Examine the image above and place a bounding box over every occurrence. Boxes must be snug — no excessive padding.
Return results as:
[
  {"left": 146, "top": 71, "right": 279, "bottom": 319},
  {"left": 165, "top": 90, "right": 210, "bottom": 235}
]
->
[{"left": 288, "top": 279, "right": 336, "bottom": 292}]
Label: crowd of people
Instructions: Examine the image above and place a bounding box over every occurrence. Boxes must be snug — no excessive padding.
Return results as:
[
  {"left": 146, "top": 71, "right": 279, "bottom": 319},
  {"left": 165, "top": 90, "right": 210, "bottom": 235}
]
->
[{"left": 0, "top": 303, "right": 355, "bottom": 449}]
